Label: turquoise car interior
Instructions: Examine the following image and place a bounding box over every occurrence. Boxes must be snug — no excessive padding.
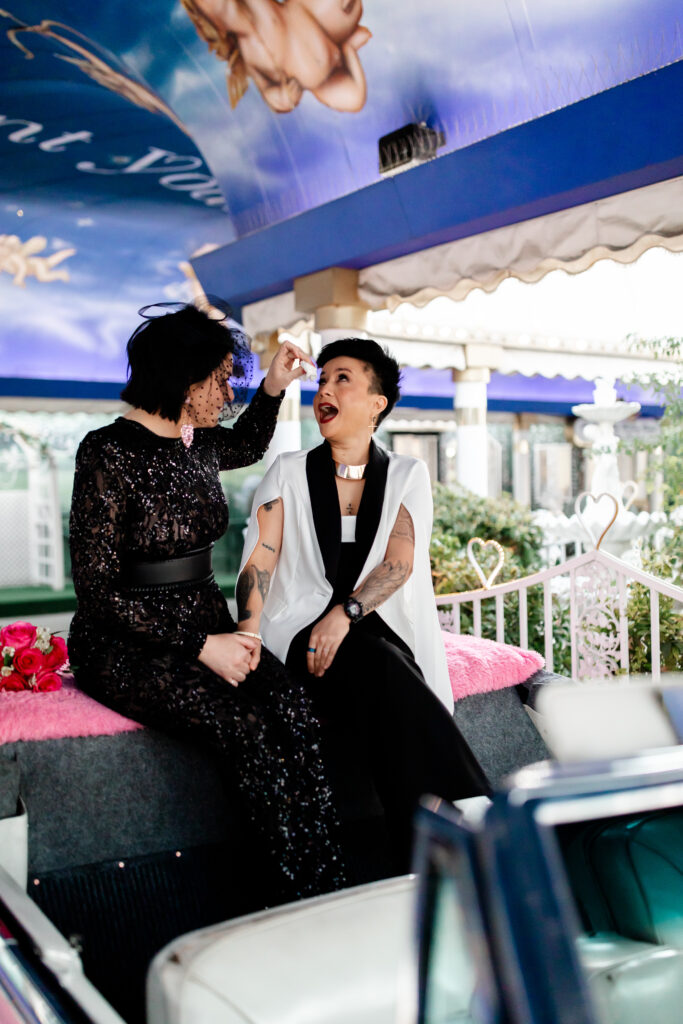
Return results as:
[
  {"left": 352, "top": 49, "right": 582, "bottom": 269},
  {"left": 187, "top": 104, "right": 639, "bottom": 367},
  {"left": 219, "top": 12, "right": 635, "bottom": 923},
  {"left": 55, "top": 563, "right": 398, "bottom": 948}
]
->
[{"left": 558, "top": 808, "right": 683, "bottom": 1024}]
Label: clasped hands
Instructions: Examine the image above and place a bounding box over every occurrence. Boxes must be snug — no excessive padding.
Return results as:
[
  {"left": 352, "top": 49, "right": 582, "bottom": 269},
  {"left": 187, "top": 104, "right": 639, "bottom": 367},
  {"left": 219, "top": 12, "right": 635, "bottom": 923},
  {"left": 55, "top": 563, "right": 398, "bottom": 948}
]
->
[
  {"left": 199, "top": 603, "right": 349, "bottom": 685},
  {"left": 199, "top": 632, "right": 262, "bottom": 687}
]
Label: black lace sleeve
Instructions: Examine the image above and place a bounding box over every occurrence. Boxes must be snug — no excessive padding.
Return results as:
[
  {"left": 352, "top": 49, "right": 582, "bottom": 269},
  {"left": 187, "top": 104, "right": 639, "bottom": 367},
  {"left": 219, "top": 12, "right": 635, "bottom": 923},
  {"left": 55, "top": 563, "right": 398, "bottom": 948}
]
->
[
  {"left": 209, "top": 381, "right": 284, "bottom": 471},
  {"left": 69, "top": 433, "right": 207, "bottom": 658}
]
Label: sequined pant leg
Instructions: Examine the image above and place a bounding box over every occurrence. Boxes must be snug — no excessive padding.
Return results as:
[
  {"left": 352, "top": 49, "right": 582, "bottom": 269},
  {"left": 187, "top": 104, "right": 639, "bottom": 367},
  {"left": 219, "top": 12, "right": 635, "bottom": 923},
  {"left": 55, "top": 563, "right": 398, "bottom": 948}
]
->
[{"left": 75, "top": 645, "right": 345, "bottom": 901}]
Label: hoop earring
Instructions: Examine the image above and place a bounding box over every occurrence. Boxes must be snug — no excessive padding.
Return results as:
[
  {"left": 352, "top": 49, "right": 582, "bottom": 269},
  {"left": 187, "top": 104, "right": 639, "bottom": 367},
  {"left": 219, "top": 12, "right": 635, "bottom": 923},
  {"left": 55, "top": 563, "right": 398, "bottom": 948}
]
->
[{"left": 181, "top": 398, "right": 194, "bottom": 448}]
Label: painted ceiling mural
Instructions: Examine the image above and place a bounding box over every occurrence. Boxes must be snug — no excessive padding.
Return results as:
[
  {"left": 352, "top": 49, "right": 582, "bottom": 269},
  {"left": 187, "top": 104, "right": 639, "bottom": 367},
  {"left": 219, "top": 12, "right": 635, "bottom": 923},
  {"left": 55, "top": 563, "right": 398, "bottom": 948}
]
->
[{"left": 0, "top": 0, "right": 681, "bottom": 386}]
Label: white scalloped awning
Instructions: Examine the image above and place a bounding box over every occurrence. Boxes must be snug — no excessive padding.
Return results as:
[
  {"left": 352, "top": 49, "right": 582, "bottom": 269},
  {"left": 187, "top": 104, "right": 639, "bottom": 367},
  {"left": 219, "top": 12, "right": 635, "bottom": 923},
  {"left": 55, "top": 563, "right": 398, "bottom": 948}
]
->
[
  {"left": 373, "top": 338, "right": 466, "bottom": 370},
  {"left": 358, "top": 175, "right": 683, "bottom": 310},
  {"left": 241, "top": 175, "right": 683, "bottom": 382},
  {"left": 495, "top": 348, "right": 670, "bottom": 381}
]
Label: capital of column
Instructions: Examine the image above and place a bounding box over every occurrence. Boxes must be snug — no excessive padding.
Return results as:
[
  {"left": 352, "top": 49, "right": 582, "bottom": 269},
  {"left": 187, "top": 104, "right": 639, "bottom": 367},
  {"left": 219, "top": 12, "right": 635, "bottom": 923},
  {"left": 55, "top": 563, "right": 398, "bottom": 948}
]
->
[
  {"left": 295, "top": 267, "right": 361, "bottom": 310},
  {"left": 294, "top": 267, "right": 369, "bottom": 334},
  {"left": 453, "top": 367, "right": 491, "bottom": 384},
  {"left": 314, "top": 304, "right": 368, "bottom": 333}
]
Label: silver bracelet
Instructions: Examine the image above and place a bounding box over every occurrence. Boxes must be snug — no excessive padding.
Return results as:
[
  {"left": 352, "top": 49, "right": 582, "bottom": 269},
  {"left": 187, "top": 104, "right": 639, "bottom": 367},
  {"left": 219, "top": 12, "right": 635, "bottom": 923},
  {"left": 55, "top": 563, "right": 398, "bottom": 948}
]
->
[{"left": 235, "top": 630, "right": 262, "bottom": 641}]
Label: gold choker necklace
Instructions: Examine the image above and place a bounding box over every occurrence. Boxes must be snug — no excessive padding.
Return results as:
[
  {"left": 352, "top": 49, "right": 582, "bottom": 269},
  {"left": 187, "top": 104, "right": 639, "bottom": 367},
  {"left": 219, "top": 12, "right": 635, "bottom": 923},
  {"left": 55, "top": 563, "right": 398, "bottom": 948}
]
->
[{"left": 335, "top": 462, "right": 367, "bottom": 480}]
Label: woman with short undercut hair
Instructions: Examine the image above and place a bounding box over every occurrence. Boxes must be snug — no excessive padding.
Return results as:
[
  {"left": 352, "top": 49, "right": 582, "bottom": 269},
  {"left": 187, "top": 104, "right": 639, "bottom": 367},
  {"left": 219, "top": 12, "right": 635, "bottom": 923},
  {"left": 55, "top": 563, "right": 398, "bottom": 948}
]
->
[{"left": 239, "top": 337, "right": 489, "bottom": 876}]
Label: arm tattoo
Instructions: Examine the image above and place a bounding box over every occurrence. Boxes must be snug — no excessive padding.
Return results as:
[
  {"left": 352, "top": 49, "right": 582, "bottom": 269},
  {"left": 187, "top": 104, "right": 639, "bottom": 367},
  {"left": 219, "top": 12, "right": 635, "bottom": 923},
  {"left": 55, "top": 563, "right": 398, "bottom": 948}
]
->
[
  {"left": 262, "top": 498, "right": 280, "bottom": 511},
  {"left": 389, "top": 504, "right": 415, "bottom": 544},
  {"left": 236, "top": 564, "right": 272, "bottom": 620},
  {"left": 255, "top": 565, "right": 271, "bottom": 602},
  {"left": 354, "top": 559, "right": 411, "bottom": 613},
  {"left": 236, "top": 569, "right": 253, "bottom": 620},
  {"left": 261, "top": 542, "right": 276, "bottom": 553}
]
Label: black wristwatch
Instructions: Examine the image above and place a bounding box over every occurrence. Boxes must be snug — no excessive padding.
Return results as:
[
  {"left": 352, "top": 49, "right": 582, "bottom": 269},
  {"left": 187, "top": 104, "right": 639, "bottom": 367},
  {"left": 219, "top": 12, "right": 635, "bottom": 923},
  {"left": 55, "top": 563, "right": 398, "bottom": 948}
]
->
[{"left": 343, "top": 596, "right": 364, "bottom": 624}]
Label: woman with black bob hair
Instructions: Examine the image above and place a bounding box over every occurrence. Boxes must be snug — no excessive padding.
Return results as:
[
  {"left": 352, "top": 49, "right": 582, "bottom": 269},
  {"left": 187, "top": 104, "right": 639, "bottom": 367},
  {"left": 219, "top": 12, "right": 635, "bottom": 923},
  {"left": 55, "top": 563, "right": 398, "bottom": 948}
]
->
[
  {"left": 239, "top": 337, "right": 489, "bottom": 877},
  {"left": 68, "top": 303, "right": 344, "bottom": 901},
  {"left": 119, "top": 301, "right": 237, "bottom": 421}
]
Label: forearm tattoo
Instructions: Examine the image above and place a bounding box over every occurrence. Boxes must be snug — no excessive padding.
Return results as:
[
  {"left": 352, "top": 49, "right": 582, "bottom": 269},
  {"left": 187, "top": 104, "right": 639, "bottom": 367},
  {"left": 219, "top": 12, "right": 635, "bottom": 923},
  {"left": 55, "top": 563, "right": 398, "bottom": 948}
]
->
[
  {"left": 354, "top": 559, "right": 411, "bottom": 613},
  {"left": 390, "top": 504, "right": 415, "bottom": 543},
  {"left": 236, "top": 564, "right": 271, "bottom": 621},
  {"left": 261, "top": 542, "right": 276, "bottom": 553}
]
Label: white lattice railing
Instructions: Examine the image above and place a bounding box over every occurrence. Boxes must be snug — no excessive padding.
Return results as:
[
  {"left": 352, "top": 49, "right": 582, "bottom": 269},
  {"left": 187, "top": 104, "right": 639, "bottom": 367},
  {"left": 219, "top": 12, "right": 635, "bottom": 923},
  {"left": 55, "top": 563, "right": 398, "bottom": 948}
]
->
[{"left": 436, "top": 547, "right": 683, "bottom": 683}]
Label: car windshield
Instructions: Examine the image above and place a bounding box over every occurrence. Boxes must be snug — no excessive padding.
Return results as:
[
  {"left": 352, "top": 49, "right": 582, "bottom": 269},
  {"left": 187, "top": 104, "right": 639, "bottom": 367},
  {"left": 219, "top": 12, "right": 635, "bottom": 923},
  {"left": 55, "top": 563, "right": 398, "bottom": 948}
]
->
[{"left": 420, "top": 839, "right": 501, "bottom": 1024}]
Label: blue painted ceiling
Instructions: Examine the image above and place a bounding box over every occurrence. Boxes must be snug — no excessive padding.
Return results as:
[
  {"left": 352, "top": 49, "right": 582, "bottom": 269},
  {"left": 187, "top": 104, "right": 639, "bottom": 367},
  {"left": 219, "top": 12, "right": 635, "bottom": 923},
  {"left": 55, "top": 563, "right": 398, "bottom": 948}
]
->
[{"left": 1, "top": 1, "right": 682, "bottom": 389}]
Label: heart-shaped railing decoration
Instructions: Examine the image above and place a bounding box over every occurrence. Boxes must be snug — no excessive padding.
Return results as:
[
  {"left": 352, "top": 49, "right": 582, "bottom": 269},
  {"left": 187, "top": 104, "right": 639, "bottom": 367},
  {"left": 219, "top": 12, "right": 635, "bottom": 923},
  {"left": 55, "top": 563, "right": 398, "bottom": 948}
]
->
[
  {"left": 622, "top": 480, "right": 637, "bottom": 510},
  {"left": 574, "top": 491, "right": 619, "bottom": 550},
  {"left": 467, "top": 537, "right": 505, "bottom": 589}
]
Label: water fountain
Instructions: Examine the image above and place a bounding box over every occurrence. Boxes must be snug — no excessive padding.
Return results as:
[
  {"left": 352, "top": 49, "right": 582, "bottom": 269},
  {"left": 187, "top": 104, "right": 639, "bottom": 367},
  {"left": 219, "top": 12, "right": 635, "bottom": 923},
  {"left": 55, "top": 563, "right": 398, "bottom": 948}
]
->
[{"left": 533, "top": 378, "right": 665, "bottom": 560}]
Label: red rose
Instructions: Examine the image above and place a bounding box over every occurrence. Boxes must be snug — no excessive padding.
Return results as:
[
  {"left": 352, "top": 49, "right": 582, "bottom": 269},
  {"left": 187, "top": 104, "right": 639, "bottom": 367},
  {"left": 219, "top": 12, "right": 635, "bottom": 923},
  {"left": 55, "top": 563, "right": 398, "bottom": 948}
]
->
[
  {"left": 14, "top": 647, "right": 45, "bottom": 676},
  {"left": 1, "top": 673, "right": 26, "bottom": 692},
  {"left": 35, "top": 672, "right": 62, "bottom": 692},
  {"left": 44, "top": 636, "right": 68, "bottom": 671},
  {"left": 1, "top": 621, "right": 37, "bottom": 651}
]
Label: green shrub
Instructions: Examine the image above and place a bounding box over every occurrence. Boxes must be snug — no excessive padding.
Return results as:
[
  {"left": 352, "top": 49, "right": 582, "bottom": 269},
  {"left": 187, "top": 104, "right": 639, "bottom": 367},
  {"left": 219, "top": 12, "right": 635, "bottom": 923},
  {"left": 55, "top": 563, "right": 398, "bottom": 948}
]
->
[
  {"left": 626, "top": 531, "right": 683, "bottom": 674},
  {"left": 430, "top": 483, "right": 572, "bottom": 674},
  {"left": 620, "top": 335, "right": 683, "bottom": 512},
  {"left": 431, "top": 483, "right": 543, "bottom": 583}
]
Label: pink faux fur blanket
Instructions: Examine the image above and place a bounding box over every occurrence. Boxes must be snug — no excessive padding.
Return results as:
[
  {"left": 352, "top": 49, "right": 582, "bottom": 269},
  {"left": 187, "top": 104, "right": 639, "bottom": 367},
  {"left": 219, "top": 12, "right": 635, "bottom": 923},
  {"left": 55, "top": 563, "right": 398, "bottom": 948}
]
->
[
  {"left": 0, "top": 675, "right": 142, "bottom": 744},
  {"left": 0, "top": 635, "right": 544, "bottom": 744},
  {"left": 443, "top": 632, "right": 544, "bottom": 701}
]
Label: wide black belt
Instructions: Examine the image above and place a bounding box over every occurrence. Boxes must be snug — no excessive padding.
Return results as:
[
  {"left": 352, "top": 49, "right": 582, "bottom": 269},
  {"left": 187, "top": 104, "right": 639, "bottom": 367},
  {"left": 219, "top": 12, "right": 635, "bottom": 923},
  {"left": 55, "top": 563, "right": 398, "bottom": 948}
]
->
[{"left": 122, "top": 544, "right": 214, "bottom": 589}]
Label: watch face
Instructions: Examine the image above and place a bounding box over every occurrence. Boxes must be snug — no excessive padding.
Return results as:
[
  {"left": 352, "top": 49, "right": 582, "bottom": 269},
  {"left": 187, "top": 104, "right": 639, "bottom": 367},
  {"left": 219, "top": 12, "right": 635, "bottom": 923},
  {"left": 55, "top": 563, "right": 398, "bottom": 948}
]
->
[{"left": 345, "top": 598, "right": 363, "bottom": 621}]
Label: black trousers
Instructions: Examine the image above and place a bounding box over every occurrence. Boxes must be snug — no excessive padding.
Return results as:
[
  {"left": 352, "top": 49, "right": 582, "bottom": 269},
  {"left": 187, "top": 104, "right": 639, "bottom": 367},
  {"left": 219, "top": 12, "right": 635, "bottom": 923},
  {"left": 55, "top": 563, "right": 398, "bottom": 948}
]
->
[{"left": 287, "top": 612, "right": 490, "bottom": 875}]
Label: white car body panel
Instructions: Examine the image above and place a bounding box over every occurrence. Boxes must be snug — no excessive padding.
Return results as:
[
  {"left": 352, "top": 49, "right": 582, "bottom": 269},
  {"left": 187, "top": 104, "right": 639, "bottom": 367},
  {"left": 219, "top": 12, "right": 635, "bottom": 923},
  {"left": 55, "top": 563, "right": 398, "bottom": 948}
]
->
[{"left": 148, "top": 876, "right": 416, "bottom": 1024}]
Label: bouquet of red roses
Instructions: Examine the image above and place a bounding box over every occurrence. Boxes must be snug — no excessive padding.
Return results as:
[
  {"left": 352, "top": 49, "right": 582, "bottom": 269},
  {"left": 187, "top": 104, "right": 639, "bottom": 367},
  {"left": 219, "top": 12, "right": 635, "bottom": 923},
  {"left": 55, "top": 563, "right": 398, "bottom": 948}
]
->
[{"left": 0, "top": 621, "right": 68, "bottom": 692}]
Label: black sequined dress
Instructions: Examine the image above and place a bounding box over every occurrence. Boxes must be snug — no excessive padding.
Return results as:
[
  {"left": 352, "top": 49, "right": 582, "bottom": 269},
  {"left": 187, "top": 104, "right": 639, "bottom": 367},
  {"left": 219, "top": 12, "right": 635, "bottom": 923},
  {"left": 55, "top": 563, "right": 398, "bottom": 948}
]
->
[{"left": 68, "top": 383, "right": 344, "bottom": 900}]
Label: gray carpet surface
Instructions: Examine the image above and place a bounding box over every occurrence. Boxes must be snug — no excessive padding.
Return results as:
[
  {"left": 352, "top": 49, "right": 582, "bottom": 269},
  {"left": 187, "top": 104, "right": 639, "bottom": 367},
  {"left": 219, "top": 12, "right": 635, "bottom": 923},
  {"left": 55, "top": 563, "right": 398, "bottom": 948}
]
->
[
  {"left": 453, "top": 685, "right": 550, "bottom": 786},
  {"left": 0, "top": 756, "right": 20, "bottom": 819},
  {"left": 1, "top": 730, "right": 232, "bottom": 874},
  {"left": 1, "top": 680, "right": 552, "bottom": 874}
]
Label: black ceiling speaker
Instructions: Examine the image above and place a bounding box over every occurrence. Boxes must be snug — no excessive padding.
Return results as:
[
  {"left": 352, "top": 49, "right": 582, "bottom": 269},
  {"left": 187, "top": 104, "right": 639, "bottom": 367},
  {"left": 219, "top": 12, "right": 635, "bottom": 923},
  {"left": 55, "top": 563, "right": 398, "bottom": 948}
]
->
[{"left": 378, "top": 122, "right": 446, "bottom": 176}]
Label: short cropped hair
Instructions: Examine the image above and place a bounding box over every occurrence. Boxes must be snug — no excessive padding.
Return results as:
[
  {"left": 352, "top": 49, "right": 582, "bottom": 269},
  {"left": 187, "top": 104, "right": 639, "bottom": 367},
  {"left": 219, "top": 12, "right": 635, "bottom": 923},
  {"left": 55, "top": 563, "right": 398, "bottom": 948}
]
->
[
  {"left": 317, "top": 337, "right": 401, "bottom": 426},
  {"left": 120, "top": 305, "right": 234, "bottom": 421}
]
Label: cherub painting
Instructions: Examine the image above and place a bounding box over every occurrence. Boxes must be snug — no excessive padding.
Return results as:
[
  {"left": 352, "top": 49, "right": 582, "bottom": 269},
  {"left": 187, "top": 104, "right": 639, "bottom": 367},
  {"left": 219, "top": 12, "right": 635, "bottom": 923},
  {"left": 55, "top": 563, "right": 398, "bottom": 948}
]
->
[
  {"left": 181, "top": 0, "right": 371, "bottom": 113},
  {"left": 0, "top": 235, "right": 75, "bottom": 287}
]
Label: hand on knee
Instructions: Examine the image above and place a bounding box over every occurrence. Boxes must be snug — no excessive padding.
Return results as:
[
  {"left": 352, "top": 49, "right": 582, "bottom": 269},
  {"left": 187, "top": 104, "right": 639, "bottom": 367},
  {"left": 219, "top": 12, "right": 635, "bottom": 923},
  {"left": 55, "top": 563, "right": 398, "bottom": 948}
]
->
[{"left": 307, "top": 605, "right": 350, "bottom": 677}]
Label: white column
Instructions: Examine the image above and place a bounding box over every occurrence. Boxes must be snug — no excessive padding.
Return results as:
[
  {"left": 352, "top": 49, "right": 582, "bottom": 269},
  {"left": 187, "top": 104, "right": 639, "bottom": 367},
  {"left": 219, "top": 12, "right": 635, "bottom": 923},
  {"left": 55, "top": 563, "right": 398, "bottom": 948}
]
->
[
  {"left": 263, "top": 378, "right": 301, "bottom": 469},
  {"left": 512, "top": 418, "right": 531, "bottom": 507},
  {"left": 454, "top": 368, "right": 489, "bottom": 497}
]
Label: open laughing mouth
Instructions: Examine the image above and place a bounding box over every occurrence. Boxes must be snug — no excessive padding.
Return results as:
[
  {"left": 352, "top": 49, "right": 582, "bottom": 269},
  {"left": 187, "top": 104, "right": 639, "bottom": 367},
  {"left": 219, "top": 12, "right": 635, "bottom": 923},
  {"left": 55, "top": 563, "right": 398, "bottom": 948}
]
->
[{"left": 318, "top": 403, "right": 338, "bottom": 424}]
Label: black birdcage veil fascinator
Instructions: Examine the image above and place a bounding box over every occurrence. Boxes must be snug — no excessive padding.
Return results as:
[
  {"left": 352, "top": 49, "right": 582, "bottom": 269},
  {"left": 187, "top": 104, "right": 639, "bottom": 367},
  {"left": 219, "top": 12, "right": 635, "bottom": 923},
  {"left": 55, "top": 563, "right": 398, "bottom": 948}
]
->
[{"left": 135, "top": 297, "right": 254, "bottom": 422}]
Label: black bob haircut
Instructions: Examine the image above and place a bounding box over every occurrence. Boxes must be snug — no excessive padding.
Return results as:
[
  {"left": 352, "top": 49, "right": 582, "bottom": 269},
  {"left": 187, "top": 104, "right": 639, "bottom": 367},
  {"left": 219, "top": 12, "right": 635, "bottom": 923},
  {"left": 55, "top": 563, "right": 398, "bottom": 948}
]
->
[
  {"left": 317, "top": 337, "right": 401, "bottom": 427},
  {"left": 120, "top": 305, "right": 235, "bottom": 421}
]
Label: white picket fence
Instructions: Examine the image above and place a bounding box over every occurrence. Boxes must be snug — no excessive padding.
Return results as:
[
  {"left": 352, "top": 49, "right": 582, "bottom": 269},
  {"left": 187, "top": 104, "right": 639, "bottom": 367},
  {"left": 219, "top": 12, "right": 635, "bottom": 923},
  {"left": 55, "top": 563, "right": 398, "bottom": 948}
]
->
[{"left": 436, "top": 547, "right": 683, "bottom": 683}]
